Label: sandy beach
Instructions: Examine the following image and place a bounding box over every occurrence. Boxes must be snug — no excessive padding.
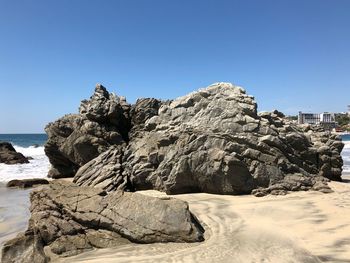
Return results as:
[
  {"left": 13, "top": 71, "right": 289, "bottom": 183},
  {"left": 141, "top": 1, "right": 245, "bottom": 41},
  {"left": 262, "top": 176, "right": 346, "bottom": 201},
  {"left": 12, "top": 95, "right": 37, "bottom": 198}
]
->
[
  {"left": 55, "top": 179, "right": 350, "bottom": 263},
  {"left": 1, "top": 177, "right": 350, "bottom": 263}
]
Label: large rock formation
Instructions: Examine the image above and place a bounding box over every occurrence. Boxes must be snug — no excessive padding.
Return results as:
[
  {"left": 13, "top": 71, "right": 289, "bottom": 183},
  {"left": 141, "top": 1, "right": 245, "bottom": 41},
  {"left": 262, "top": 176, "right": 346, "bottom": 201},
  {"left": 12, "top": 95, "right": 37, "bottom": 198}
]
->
[
  {"left": 119, "top": 84, "right": 342, "bottom": 195},
  {"left": 0, "top": 142, "right": 29, "bottom": 164},
  {"left": 44, "top": 84, "right": 131, "bottom": 178},
  {"left": 1, "top": 180, "right": 204, "bottom": 262},
  {"left": 48, "top": 82, "right": 344, "bottom": 196}
]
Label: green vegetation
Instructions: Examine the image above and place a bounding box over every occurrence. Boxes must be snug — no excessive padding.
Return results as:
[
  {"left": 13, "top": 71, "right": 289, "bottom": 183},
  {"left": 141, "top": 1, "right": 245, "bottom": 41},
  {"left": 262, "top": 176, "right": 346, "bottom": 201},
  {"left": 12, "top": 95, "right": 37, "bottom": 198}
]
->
[
  {"left": 286, "top": 115, "right": 298, "bottom": 121},
  {"left": 335, "top": 114, "right": 350, "bottom": 126},
  {"left": 335, "top": 113, "right": 350, "bottom": 131}
]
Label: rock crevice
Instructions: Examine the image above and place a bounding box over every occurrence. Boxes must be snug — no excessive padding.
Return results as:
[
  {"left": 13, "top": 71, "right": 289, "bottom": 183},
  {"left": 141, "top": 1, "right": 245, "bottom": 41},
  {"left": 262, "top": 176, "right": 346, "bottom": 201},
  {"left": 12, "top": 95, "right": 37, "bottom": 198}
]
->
[
  {"left": 1, "top": 181, "right": 204, "bottom": 262},
  {"left": 45, "top": 83, "right": 344, "bottom": 196}
]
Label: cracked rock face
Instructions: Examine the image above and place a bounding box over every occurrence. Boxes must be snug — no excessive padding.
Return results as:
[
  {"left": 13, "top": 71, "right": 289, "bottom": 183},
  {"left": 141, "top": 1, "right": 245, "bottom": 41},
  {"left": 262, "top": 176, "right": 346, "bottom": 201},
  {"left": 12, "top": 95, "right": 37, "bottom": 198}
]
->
[
  {"left": 44, "top": 84, "right": 131, "bottom": 178},
  {"left": 121, "top": 83, "right": 341, "bottom": 195},
  {"left": 1, "top": 181, "right": 204, "bottom": 262},
  {"left": 73, "top": 146, "right": 132, "bottom": 191},
  {"left": 47, "top": 82, "right": 344, "bottom": 196}
]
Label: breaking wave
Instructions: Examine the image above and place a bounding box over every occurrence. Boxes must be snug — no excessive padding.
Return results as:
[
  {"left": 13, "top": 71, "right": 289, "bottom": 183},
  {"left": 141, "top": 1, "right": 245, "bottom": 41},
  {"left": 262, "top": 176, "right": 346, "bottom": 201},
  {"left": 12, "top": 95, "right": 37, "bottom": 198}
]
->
[{"left": 0, "top": 145, "right": 49, "bottom": 182}]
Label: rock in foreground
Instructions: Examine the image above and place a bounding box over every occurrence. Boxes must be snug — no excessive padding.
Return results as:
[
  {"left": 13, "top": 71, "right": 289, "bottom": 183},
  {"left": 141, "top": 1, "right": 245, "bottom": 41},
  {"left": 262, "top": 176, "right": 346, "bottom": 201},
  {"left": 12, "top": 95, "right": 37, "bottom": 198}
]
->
[
  {"left": 1, "top": 181, "right": 204, "bottom": 262},
  {"left": 0, "top": 142, "right": 29, "bottom": 165}
]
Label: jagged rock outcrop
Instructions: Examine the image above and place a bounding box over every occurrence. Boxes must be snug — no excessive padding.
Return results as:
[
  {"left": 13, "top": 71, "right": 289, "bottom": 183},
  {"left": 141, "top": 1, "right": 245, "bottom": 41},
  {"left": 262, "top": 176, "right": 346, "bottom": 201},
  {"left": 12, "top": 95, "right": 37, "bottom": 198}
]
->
[
  {"left": 1, "top": 181, "right": 204, "bottom": 262},
  {"left": 74, "top": 146, "right": 132, "bottom": 191},
  {"left": 0, "top": 142, "right": 29, "bottom": 164},
  {"left": 73, "top": 98, "right": 165, "bottom": 190},
  {"left": 47, "top": 82, "right": 344, "bottom": 196},
  {"left": 119, "top": 84, "right": 340, "bottom": 195},
  {"left": 44, "top": 84, "right": 131, "bottom": 178},
  {"left": 79, "top": 84, "right": 131, "bottom": 141},
  {"left": 130, "top": 98, "right": 163, "bottom": 130},
  {"left": 303, "top": 125, "right": 344, "bottom": 181}
]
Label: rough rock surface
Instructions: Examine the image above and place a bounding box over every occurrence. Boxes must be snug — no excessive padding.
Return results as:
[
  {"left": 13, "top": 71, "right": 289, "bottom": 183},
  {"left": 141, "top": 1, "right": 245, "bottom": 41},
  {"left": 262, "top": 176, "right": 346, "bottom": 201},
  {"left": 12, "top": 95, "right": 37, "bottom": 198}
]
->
[
  {"left": 74, "top": 146, "right": 132, "bottom": 191},
  {"left": 47, "top": 82, "right": 344, "bottom": 196},
  {"left": 0, "top": 142, "right": 29, "bottom": 165},
  {"left": 1, "top": 231, "right": 49, "bottom": 263},
  {"left": 130, "top": 98, "right": 163, "bottom": 131},
  {"left": 44, "top": 84, "right": 131, "bottom": 178},
  {"left": 1, "top": 181, "right": 204, "bottom": 262},
  {"left": 122, "top": 84, "right": 342, "bottom": 195},
  {"left": 6, "top": 178, "right": 49, "bottom": 188}
]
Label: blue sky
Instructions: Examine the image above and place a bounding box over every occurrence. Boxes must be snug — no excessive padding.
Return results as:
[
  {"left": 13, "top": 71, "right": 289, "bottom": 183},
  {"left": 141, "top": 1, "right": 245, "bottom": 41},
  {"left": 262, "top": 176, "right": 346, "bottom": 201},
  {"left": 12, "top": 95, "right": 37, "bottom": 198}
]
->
[{"left": 0, "top": 0, "right": 349, "bottom": 133}]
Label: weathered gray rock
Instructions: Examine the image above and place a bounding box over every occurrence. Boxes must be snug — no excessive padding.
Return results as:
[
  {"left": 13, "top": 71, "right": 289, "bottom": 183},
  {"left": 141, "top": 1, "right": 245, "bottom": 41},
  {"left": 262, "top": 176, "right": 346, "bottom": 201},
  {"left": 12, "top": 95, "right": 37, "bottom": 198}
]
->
[
  {"left": 1, "top": 181, "right": 204, "bottom": 261},
  {"left": 130, "top": 98, "right": 163, "bottom": 130},
  {"left": 308, "top": 129, "right": 344, "bottom": 181},
  {"left": 45, "top": 84, "right": 131, "bottom": 178},
  {"left": 0, "top": 142, "right": 29, "bottom": 165},
  {"left": 50, "top": 82, "right": 344, "bottom": 196},
  {"left": 79, "top": 84, "right": 131, "bottom": 141},
  {"left": 6, "top": 178, "right": 49, "bottom": 188},
  {"left": 73, "top": 146, "right": 132, "bottom": 192},
  {"left": 118, "top": 83, "right": 341, "bottom": 195},
  {"left": 251, "top": 173, "right": 332, "bottom": 197},
  {"left": 1, "top": 231, "right": 49, "bottom": 263}
]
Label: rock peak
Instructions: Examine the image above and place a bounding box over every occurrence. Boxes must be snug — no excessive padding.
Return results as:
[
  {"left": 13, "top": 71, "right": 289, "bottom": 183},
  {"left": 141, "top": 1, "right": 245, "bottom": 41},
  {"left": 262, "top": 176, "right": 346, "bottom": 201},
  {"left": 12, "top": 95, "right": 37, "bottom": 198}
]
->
[
  {"left": 94, "top": 83, "right": 109, "bottom": 98},
  {"left": 208, "top": 82, "right": 235, "bottom": 87},
  {"left": 205, "top": 82, "right": 246, "bottom": 95}
]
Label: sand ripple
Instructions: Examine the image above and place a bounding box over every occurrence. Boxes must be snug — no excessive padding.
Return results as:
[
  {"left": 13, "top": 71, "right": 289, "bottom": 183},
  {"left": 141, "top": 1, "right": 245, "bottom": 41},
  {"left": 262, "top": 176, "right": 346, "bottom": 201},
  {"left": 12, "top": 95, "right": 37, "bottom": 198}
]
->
[
  {"left": 62, "top": 192, "right": 332, "bottom": 263},
  {"left": 3, "top": 182, "right": 350, "bottom": 263}
]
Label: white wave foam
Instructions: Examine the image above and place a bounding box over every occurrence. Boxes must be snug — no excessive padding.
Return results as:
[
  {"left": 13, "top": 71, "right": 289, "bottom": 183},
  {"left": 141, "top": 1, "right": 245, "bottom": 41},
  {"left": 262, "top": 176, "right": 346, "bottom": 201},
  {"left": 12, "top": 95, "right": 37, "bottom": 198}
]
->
[
  {"left": 13, "top": 145, "right": 45, "bottom": 157},
  {"left": 342, "top": 141, "right": 350, "bottom": 173},
  {"left": 0, "top": 145, "right": 49, "bottom": 182}
]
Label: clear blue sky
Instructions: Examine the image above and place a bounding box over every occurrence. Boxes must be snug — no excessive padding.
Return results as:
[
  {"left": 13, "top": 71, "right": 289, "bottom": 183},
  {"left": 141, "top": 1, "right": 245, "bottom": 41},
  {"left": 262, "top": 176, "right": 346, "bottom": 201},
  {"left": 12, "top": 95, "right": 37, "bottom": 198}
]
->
[{"left": 1, "top": 0, "right": 349, "bottom": 133}]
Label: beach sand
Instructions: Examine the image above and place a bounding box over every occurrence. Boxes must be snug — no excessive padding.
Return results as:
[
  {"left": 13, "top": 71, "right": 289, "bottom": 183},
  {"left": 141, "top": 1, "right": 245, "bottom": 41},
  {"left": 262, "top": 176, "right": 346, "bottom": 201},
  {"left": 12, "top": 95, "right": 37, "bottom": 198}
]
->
[
  {"left": 58, "top": 180, "right": 350, "bottom": 263},
  {"left": 1, "top": 179, "right": 350, "bottom": 263}
]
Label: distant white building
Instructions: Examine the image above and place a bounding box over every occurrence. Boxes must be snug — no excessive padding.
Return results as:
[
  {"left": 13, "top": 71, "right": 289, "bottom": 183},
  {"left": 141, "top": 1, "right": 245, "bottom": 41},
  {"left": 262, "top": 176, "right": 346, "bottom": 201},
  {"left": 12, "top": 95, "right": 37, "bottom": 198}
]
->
[
  {"left": 298, "top": 111, "right": 336, "bottom": 130},
  {"left": 320, "top": 112, "right": 335, "bottom": 123}
]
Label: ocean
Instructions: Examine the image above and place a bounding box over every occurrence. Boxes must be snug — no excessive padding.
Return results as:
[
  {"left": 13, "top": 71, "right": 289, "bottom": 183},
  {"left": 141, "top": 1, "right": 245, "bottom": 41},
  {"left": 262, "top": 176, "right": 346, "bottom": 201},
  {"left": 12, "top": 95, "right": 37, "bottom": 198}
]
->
[
  {"left": 0, "top": 134, "right": 49, "bottom": 247},
  {"left": 342, "top": 134, "right": 350, "bottom": 175},
  {"left": 0, "top": 134, "right": 49, "bottom": 182}
]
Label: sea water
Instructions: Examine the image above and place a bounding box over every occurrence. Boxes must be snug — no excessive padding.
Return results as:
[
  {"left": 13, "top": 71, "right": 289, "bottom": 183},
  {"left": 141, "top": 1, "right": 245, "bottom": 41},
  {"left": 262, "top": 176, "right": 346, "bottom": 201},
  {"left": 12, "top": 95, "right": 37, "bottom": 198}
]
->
[
  {"left": 342, "top": 134, "right": 350, "bottom": 175},
  {"left": 0, "top": 134, "right": 49, "bottom": 247},
  {"left": 0, "top": 134, "right": 49, "bottom": 182}
]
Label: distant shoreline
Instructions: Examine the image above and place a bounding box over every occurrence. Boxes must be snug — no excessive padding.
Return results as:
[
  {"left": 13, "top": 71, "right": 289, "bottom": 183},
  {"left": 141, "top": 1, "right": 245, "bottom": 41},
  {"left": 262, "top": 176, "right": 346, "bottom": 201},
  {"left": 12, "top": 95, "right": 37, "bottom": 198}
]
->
[
  {"left": 0, "top": 133, "right": 46, "bottom": 135},
  {"left": 335, "top": 132, "right": 350, "bottom": 135}
]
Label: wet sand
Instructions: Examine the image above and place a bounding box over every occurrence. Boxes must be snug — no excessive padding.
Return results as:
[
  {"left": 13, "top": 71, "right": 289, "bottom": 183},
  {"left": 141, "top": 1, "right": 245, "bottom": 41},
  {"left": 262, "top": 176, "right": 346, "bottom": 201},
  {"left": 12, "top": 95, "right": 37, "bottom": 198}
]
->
[{"left": 0, "top": 184, "right": 31, "bottom": 255}]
